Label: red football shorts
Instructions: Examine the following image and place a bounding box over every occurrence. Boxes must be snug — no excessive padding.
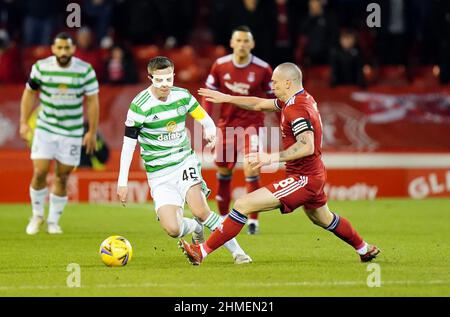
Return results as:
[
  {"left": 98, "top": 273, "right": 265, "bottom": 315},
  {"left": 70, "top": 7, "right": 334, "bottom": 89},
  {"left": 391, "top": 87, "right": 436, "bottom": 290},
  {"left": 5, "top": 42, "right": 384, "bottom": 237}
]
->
[
  {"left": 214, "top": 126, "right": 263, "bottom": 170},
  {"left": 265, "top": 173, "right": 328, "bottom": 213}
]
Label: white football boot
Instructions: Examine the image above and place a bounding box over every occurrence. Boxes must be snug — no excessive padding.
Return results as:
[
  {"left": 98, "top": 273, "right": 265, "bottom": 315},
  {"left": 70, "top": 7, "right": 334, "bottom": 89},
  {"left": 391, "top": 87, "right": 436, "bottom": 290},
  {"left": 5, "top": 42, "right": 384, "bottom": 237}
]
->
[
  {"left": 233, "top": 253, "right": 253, "bottom": 264},
  {"left": 26, "top": 216, "right": 44, "bottom": 235},
  {"left": 47, "top": 222, "right": 63, "bottom": 234}
]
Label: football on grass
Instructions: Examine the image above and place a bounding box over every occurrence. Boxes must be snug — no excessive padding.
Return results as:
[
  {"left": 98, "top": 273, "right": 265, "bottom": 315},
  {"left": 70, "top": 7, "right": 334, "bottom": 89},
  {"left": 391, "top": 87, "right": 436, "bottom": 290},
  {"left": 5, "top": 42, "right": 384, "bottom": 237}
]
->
[{"left": 99, "top": 235, "right": 133, "bottom": 267}]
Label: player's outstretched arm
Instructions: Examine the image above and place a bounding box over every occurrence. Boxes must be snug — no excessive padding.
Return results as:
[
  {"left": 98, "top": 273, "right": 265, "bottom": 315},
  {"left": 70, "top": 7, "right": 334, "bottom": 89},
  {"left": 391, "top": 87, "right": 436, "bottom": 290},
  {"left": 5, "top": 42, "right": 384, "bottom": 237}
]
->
[
  {"left": 198, "top": 88, "right": 278, "bottom": 112},
  {"left": 117, "top": 126, "right": 139, "bottom": 206}
]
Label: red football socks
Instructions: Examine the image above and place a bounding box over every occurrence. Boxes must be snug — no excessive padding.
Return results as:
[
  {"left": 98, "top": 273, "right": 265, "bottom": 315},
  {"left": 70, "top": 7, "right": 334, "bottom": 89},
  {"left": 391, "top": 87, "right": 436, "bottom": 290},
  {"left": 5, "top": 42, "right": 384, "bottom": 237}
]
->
[
  {"left": 216, "top": 173, "right": 232, "bottom": 216},
  {"left": 326, "top": 213, "right": 365, "bottom": 250},
  {"left": 246, "top": 176, "right": 260, "bottom": 221},
  {"left": 203, "top": 209, "right": 247, "bottom": 253}
]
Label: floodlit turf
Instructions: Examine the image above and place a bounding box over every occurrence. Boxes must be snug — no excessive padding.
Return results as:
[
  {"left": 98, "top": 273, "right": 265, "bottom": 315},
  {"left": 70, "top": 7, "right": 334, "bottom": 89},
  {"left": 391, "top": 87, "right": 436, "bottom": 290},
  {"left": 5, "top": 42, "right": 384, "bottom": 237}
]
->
[{"left": 0, "top": 199, "right": 449, "bottom": 297}]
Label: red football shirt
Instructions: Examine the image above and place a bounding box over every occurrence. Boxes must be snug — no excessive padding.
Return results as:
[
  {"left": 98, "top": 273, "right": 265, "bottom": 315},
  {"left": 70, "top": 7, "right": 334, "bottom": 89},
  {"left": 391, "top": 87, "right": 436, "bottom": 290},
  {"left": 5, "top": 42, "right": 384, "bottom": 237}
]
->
[
  {"left": 275, "top": 89, "right": 325, "bottom": 176},
  {"left": 204, "top": 54, "right": 273, "bottom": 128}
]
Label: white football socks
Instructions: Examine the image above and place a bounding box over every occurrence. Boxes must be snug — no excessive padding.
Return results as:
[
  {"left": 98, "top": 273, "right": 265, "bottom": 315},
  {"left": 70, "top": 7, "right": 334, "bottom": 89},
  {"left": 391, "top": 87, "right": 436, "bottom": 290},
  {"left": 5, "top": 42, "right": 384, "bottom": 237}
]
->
[
  {"left": 202, "top": 212, "right": 221, "bottom": 231},
  {"left": 29, "top": 187, "right": 48, "bottom": 218},
  {"left": 47, "top": 193, "right": 68, "bottom": 225},
  {"left": 356, "top": 242, "right": 369, "bottom": 255},
  {"left": 178, "top": 217, "right": 202, "bottom": 238}
]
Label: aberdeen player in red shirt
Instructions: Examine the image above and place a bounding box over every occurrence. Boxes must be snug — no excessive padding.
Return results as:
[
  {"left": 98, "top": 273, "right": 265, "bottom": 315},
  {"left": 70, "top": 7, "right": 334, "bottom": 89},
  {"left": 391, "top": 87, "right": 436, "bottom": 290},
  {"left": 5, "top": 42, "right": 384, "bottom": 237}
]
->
[
  {"left": 180, "top": 63, "right": 380, "bottom": 265},
  {"left": 203, "top": 26, "right": 273, "bottom": 235}
]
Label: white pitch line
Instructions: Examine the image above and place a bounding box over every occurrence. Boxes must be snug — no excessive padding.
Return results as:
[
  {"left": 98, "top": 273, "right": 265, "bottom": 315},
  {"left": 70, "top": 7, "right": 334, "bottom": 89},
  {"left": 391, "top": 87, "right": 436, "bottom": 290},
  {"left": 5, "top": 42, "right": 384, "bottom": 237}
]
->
[{"left": 0, "top": 280, "right": 448, "bottom": 291}]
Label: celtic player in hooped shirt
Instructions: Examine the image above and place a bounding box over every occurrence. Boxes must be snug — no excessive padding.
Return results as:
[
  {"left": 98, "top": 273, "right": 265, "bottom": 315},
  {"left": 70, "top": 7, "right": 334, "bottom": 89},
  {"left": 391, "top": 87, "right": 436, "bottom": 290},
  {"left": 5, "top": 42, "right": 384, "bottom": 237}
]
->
[
  {"left": 117, "top": 56, "right": 252, "bottom": 264},
  {"left": 20, "top": 32, "right": 99, "bottom": 235}
]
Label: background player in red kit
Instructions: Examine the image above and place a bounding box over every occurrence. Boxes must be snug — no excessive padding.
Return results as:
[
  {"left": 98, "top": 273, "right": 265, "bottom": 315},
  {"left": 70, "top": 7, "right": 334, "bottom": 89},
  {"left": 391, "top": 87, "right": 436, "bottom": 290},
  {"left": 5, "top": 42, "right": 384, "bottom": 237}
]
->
[
  {"left": 180, "top": 62, "right": 380, "bottom": 265},
  {"left": 203, "top": 25, "right": 273, "bottom": 234}
]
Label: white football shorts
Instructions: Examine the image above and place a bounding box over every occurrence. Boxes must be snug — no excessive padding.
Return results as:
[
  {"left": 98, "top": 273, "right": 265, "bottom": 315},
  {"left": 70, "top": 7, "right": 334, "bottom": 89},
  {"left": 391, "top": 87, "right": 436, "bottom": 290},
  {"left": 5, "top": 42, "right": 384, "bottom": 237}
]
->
[
  {"left": 147, "top": 154, "right": 210, "bottom": 212},
  {"left": 31, "top": 128, "right": 82, "bottom": 166}
]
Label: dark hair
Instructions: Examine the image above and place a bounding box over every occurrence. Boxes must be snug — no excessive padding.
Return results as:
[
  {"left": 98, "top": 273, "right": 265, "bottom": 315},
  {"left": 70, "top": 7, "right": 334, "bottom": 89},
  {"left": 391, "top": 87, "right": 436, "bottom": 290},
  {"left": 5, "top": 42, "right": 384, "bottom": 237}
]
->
[
  {"left": 147, "top": 56, "right": 174, "bottom": 74},
  {"left": 232, "top": 25, "right": 252, "bottom": 35},
  {"left": 54, "top": 32, "right": 73, "bottom": 43}
]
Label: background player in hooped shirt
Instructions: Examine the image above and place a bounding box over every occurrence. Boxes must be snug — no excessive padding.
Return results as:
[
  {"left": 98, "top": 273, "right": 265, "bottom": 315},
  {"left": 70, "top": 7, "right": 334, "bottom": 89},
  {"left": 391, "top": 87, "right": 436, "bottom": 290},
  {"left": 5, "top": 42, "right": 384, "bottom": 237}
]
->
[
  {"left": 116, "top": 56, "right": 252, "bottom": 264},
  {"left": 179, "top": 63, "right": 380, "bottom": 265},
  {"left": 19, "top": 32, "right": 100, "bottom": 235},
  {"left": 203, "top": 25, "right": 273, "bottom": 235}
]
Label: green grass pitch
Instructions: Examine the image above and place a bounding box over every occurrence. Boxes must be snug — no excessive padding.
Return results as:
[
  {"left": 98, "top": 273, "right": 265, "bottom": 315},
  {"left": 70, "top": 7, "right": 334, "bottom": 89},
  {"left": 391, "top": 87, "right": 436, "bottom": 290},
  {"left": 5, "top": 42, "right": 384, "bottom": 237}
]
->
[{"left": 0, "top": 199, "right": 449, "bottom": 296}]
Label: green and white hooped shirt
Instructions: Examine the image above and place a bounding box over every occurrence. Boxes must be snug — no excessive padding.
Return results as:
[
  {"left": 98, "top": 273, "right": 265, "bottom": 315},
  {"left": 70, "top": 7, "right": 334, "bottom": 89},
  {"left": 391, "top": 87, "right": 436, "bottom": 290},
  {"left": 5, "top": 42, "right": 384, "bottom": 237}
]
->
[
  {"left": 27, "top": 56, "right": 99, "bottom": 138},
  {"left": 125, "top": 86, "right": 201, "bottom": 176}
]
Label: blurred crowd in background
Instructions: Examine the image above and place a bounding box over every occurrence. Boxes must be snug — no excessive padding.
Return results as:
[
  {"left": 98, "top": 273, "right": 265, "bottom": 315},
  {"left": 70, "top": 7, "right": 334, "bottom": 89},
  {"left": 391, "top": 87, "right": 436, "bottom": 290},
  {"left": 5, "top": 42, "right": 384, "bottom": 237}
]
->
[{"left": 0, "top": 0, "right": 449, "bottom": 87}]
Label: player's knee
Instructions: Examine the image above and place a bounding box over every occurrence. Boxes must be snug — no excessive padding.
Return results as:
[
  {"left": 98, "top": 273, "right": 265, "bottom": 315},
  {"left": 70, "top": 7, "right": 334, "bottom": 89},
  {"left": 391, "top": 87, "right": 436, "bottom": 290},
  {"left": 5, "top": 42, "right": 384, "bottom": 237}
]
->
[
  {"left": 54, "top": 173, "right": 70, "bottom": 186},
  {"left": 310, "top": 217, "right": 326, "bottom": 227},
  {"left": 308, "top": 213, "right": 330, "bottom": 228},
  {"left": 33, "top": 168, "right": 48, "bottom": 184},
  {"left": 163, "top": 225, "right": 180, "bottom": 238},
  {"left": 234, "top": 198, "right": 253, "bottom": 215}
]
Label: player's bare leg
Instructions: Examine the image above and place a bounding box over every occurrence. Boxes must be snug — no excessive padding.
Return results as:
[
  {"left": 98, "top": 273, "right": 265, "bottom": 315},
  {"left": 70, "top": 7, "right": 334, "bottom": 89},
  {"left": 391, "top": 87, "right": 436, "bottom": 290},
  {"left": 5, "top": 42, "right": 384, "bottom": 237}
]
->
[
  {"left": 216, "top": 166, "right": 233, "bottom": 216},
  {"left": 157, "top": 204, "right": 201, "bottom": 239},
  {"left": 52, "top": 161, "right": 74, "bottom": 196},
  {"left": 185, "top": 184, "right": 210, "bottom": 244},
  {"left": 304, "top": 204, "right": 380, "bottom": 262},
  {"left": 31, "top": 159, "right": 51, "bottom": 190},
  {"left": 243, "top": 158, "right": 261, "bottom": 234},
  {"left": 179, "top": 187, "right": 280, "bottom": 265},
  {"left": 47, "top": 161, "right": 74, "bottom": 234},
  {"left": 26, "top": 159, "right": 51, "bottom": 235},
  {"left": 185, "top": 183, "right": 252, "bottom": 264}
]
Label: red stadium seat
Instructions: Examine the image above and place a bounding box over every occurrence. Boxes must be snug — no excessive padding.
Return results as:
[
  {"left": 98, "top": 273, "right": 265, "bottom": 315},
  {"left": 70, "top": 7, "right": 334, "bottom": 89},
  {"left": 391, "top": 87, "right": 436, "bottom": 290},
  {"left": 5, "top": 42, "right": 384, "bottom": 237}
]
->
[
  {"left": 376, "top": 65, "right": 409, "bottom": 87},
  {"left": 22, "top": 46, "right": 52, "bottom": 73},
  {"left": 410, "top": 66, "right": 440, "bottom": 88},
  {"left": 131, "top": 45, "right": 160, "bottom": 82},
  {"left": 196, "top": 45, "right": 227, "bottom": 82},
  {"left": 303, "top": 66, "right": 331, "bottom": 88},
  {"left": 166, "top": 46, "right": 196, "bottom": 70},
  {"left": 197, "top": 44, "right": 226, "bottom": 59},
  {"left": 166, "top": 46, "right": 203, "bottom": 82}
]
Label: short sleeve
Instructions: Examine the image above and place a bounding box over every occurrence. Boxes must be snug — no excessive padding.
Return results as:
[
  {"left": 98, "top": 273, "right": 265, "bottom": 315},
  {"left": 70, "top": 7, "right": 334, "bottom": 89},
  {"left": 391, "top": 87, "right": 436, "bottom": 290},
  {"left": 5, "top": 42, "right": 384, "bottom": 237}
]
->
[
  {"left": 83, "top": 66, "right": 99, "bottom": 96},
  {"left": 285, "top": 107, "right": 314, "bottom": 137},
  {"left": 274, "top": 99, "right": 283, "bottom": 110},
  {"left": 26, "top": 63, "right": 42, "bottom": 90},
  {"left": 187, "top": 92, "right": 200, "bottom": 113},
  {"left": 125, "top": 103, "right": 146, "bottom": 128},
  {"left": 205, "top": 62, "right": 219, "bottom": 90}
]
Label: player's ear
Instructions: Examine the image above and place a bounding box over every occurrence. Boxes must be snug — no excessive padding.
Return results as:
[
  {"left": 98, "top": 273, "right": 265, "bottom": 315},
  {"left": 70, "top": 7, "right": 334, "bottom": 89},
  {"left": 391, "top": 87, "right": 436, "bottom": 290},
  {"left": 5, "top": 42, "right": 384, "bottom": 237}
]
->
[
  {"left": 284, "top": 79, "right": 291, "bottom": 89},
  {"left": 71, "top": 45, "right": 76, "bottom": 55}
]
